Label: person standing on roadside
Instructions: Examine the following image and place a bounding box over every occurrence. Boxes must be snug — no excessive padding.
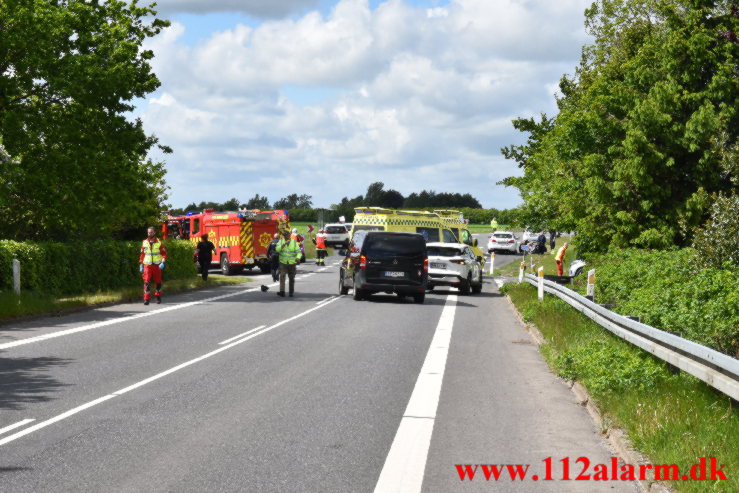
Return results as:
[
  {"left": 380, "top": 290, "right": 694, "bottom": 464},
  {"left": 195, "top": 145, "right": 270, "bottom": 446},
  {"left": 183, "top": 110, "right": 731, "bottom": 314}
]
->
[
  {"left": 196, "top": 233, "right": 216, "bottom": 281},
  {"left": 267, "top": 233, "right": 280, "bottom": 282},
  {"left": 139, "top": 226, "right": 167, "bottom": 305},
  {"left": 312, "top": 229, "right": 327, "bottom": 266},
  {"left": 276, "top": 229, "right": 301, "bottom": 297},
  {"left": 536, "top": 232, "right": 547, "bottom": 254},
  {"left": 490, "top": 217, "right": 498, "bottom": 232},
  {"left": 555, "top": 242, "right": 569, "bottom": 276}
]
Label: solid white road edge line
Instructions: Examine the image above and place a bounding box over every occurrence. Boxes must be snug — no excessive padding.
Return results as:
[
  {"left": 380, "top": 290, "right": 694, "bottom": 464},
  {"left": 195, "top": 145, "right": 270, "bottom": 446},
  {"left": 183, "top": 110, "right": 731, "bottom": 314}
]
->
[
  {"left": 373, "top": 294, "right": 458, "bottom": 493},
  {"left": 0, "top": 419, "right": 35, "bottom": 436},
  {"left": 0, "top": 296, "right": 342, "bottom": 447},
  {"left": 218, "top": 325, "right": 267, "bottom": 345},
  {"left": 0, "top": 286, "right": 262, "bottom": 351}
]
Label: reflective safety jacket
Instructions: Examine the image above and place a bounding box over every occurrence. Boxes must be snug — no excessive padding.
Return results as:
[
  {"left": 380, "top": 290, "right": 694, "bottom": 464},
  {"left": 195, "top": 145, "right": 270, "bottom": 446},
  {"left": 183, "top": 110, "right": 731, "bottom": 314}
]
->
[
  {"left": 140, "top": 238, "right": 167, "bottom": 265},
  {"left": 556, "top": 245, "right": 568, "bottom": 262},
  {"left": 314, "top": 234, "right": 327, "bottom": 250},
  {"left": 276, "top": 238, "right": 301, "bottom": 265}
]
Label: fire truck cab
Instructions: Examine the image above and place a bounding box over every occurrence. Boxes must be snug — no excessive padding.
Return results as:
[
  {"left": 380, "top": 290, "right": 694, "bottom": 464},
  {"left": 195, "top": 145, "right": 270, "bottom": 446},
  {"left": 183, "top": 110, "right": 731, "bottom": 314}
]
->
[{"left": 163, "top": 209, "right": 289, "bottom": 275}]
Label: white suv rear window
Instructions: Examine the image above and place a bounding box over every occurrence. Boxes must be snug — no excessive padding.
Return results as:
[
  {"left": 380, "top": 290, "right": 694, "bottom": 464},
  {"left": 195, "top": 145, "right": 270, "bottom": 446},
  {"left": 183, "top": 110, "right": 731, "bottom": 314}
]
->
[{"left": 428, "top": 247, "right": 463, "bottom": 257}]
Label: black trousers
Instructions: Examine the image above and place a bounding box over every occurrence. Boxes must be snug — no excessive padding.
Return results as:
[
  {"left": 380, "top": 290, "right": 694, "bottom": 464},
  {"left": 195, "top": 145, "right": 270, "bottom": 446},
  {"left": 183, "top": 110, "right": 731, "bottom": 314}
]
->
[
  {"left": 270, "top": 255, "right": 280, "bottom": 281},
  {"left": 199, "top": 259, "right": 211, "bottom": 280}
]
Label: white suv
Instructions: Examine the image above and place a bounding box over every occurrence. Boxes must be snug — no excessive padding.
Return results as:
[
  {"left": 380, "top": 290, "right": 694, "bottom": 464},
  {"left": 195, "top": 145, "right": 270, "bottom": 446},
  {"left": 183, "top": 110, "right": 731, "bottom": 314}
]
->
[
  {"left": 324, "top": 223, "right": 350, "bottom": 248},
  {"left": 426, "top": 242, "right": 483, "bottom": 295},
  {"left": 487, "top": 231, "right": 519, "bottom": 254}
]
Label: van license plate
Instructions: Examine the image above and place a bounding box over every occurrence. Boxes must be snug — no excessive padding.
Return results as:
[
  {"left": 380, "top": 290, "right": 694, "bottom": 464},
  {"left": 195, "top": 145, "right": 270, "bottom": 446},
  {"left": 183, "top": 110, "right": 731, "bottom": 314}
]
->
[
  {"left": 430, "top": 263, "right": 446, "bottom": 269},
  {"left": 385, "top": 271, "right": 405, "bottom": 278}
]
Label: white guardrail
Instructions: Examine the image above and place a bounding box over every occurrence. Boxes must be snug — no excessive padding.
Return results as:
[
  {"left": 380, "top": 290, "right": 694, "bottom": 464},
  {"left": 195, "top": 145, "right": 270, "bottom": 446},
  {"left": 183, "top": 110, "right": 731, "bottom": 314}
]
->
[{"left": 522, "top": 273, "right": 739, "bottom": 401}]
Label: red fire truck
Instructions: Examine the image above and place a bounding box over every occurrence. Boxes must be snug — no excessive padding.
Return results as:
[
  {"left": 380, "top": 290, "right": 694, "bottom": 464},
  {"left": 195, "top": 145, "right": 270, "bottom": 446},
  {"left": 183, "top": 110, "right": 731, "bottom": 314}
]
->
[{"left": 162, "top": 209, "right": 289, "bottom": 275}]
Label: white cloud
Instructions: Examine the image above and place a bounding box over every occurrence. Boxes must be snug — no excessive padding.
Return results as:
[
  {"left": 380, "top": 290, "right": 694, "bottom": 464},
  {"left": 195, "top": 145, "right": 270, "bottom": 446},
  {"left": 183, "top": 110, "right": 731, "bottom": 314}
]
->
[
  {"left": 153, "top": 0, "right": 321, "bottom": 18},
  {"left": 140, "top": 0, "right": 591, "bottom": 209}
]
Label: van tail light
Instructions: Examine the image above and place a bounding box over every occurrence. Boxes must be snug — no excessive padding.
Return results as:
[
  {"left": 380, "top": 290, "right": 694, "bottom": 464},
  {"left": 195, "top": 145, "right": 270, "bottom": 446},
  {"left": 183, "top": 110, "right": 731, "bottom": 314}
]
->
[
  {"left": 423, "top": 258, "right": 429, "bottom": 271},
  {"left": 509, "top": 240, "right": 515, "bottom": 244},
  {"left": 450, "top": 259, "right": 466, "bottom": 265},
  {"left": 360, "top": 255, "right": 367, "bottom": 270},
  {"left": 491, "top": 239, "right": 497, "bottom": 242}
]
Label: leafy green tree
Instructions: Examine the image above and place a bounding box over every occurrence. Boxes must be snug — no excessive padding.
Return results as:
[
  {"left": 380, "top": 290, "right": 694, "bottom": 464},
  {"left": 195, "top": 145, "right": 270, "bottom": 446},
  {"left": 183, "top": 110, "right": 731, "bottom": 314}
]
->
[
  {"left": 362, "top": 182, "right": 406, "bottom": 208},
  {"left": 382, "top": 189, "right": 405, "bottom": 209},
  {"left": 501, "top": 0, "right": 739, "bottom": 251},
  {"left": 243, "top": 193, "right": 271, "bottom": 210},
  {"left": 403, "top": 190, "right": 482, "bottom": 209},
  {"left": 273, "top": 193, "right": 313, "bottom": 209},
  {"left": 0, "top": 0, "right": 170, "bottom": 241}
]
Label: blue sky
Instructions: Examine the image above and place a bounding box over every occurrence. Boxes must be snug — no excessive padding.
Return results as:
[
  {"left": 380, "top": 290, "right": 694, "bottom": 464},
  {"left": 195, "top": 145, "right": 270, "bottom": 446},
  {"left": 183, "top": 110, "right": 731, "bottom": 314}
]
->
[{"left": 140, "top": 0, "right": 591, "bottom": 209}]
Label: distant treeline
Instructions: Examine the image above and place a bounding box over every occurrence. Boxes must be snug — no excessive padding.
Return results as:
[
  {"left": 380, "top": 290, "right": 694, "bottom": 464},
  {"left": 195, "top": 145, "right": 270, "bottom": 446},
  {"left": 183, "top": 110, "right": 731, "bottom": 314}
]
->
[
  {"left": 168, "top": 182, "right": 524, "bottom": 225},
  {"left": 170, "top": 182, "right": 502, "bottom": 221},
  {"left": 287, "top": 207, "right": 521, "bottom": 225}
]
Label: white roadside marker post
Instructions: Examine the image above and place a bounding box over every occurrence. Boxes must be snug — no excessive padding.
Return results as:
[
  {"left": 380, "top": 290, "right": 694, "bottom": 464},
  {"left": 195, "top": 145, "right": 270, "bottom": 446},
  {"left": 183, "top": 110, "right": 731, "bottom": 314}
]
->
[
  {"left": 537, "top": 266, "right": 544, "bottom": 301},
  {"left": 518, "top": 260, "right": 525, "bottom": 283},
  {"left": 12, "top": 259, "right": 20, "bottom": 295},
  {"left": 586, "top": 269, "right": 596, "bottom": 301},
  {"left": 488, "top": 252, "right": 495, "bottom": 275}
]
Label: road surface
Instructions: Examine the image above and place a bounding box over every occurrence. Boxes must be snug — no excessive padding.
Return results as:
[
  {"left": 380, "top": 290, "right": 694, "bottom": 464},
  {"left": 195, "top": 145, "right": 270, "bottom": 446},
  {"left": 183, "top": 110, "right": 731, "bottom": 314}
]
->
[{"left": 0, "top": 245, "right": 638, "bottom": 492}]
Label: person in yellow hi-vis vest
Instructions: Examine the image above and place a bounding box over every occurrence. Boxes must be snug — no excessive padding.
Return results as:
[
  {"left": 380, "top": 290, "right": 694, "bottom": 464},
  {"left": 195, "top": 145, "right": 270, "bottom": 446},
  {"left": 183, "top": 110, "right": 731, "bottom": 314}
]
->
[
  {"left": 556, "top": 242, "right": 569, "bottom": 276},
  {"left": 490, "top": 217, "right": 498, "bottom": 232},
  {"left": 276, "top": 229, "right": 301, "bottom": 297},
  {"left": 139, "top": 226, "right": 168, "bottom": 305}
]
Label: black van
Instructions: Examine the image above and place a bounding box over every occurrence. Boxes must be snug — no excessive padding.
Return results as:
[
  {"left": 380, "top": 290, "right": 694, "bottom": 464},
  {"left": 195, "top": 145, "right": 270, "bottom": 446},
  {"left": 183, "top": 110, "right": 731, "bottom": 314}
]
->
[{"left": 339, "top": 231, "right": 428, "bottom": 303}]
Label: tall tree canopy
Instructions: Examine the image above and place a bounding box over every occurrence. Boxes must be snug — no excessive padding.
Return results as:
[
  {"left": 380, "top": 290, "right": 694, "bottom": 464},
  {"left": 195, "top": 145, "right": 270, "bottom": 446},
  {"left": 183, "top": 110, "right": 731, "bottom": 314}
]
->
[
  {"left": 0, "top": 0, "right": 170, "bottom": 241},
  {"left": 273, "top": 193, "right": 313, "bottom": 210},
  {"left": 501, "top": 0, "right": 738, "bottom": 251}
]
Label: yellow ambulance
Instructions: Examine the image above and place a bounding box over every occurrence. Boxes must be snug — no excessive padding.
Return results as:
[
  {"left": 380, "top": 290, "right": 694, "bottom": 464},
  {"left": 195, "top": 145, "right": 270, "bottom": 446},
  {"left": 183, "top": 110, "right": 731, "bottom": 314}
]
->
[
  {"left": 433, "top": 210, "right": 486, "bottom": 266},
  {"left": 350, "top": 207, "right": 460, "bottom": 244}
]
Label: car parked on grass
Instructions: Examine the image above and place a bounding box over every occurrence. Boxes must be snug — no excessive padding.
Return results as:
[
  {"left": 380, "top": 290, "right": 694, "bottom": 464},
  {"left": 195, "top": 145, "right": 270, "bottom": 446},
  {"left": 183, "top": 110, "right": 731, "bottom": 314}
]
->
[
  {"left": 427, "top": 242, "right": 483, "bottom": 295},
  {"left": 339, "top": 231, "right": 428, "bottom": 303},
  {"left": 487, "top": 231, "right": 519, "bottom": 254},
  {"left": 569, "top": 259, "right": 587, "bottom": 278}
]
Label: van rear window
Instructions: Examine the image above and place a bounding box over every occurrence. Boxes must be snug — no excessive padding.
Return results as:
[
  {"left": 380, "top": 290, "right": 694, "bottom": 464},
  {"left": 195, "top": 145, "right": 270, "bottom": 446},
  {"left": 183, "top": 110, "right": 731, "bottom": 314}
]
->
[
  {"left": 326, "top": 226, "right": 346, "bottom": 234},
  {"left": 364, "top": 235, "right": 425, "bottom": 257}
]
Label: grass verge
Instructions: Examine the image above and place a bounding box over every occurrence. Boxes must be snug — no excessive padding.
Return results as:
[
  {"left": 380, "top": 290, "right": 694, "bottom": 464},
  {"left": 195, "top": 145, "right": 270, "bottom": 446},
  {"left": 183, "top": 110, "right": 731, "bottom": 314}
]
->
[
  {"left": 0, "top": 276, "right": 251, "bottom": 323},
  {"left": 502, "top": 282, "right": 738, "bottom": 493}
]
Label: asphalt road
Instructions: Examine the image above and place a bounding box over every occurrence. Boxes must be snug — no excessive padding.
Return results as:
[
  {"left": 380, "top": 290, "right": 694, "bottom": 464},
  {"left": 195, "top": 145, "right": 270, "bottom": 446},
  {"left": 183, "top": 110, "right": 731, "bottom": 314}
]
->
[{"left": 0, "top": 244, "right": 638, "bottom": 492}]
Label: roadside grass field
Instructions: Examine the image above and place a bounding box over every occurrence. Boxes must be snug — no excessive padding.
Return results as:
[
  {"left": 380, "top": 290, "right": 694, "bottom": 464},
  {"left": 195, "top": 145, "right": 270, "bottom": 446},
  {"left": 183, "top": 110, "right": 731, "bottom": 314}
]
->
[
  {"left": 0, "top": 276, "right": 251, "bottom": 323},
  {"left": 503, "top": 282, "right": 738, "bottom": 493},
  {"left": 287, "top": 222, "right": 336, "bottom": 260}
]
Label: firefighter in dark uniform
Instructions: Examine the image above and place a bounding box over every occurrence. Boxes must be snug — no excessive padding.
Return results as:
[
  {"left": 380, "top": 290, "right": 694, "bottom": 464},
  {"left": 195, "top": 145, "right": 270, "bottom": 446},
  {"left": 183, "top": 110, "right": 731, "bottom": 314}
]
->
[{"left": 196, "top": 233, "right": 216, "bottom": 280}]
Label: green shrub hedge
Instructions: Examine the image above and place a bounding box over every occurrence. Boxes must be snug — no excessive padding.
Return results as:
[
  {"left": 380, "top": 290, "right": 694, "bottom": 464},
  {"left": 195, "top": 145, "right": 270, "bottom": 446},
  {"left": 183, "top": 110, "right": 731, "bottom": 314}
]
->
[
  {"left": 574, "top": 248, "right": 739, "bottom": 357},
  {"left": 0, "top": 239, "right": 196, "bottom": 295}
]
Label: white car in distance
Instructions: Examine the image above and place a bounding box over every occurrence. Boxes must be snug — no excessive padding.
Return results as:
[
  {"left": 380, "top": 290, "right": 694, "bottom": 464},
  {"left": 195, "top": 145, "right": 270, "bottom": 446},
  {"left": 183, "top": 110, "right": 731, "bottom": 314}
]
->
[
  {"left": 487, "top": 231, "right": 519, "bottom": 254},
  {"left": 323, "top": 223, "right": 350, "bottom": 248},
  {"left": 426, "top": 242, "right": 483, "bottom": 295}
]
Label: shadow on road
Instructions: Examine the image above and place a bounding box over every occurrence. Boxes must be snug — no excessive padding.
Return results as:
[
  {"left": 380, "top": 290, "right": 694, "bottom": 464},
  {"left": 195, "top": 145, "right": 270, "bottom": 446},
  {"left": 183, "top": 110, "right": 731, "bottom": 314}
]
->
[{"left": 0, "top": 355, "right": 71, "bottom": 411}]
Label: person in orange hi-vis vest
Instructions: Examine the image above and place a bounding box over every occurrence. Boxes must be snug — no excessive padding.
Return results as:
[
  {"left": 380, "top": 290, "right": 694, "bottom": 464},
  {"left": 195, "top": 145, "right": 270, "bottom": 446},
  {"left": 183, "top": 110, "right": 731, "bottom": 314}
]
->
[
  {"left": 555, "top": 242, "right": 569, "bottom": 276},
  {"left": 139, "top": 226, "right": 168, "bottom": 305},
  {"left": 312, "top": 229, "right": 328, "bottom": 266}
]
